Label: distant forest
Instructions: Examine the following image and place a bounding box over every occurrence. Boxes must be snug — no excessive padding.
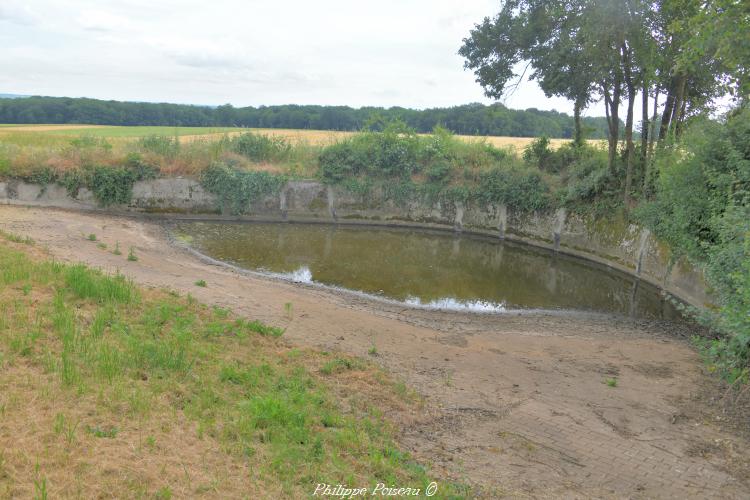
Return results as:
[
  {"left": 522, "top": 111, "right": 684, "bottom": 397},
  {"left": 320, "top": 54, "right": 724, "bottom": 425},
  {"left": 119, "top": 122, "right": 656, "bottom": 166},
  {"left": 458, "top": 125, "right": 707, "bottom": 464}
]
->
[{"left": 0, "top": 96, "right": 613, "bottom": 138}]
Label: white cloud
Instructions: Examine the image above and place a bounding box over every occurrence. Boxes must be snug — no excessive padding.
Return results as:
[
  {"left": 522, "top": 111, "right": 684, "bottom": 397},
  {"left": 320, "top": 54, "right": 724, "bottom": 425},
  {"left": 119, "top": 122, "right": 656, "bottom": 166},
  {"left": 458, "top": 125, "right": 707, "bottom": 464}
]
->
[
  {"left": 0, "top": 2, "right": 38, "bottom": 25},
  {"left": 0, "top": 0, "right": 601, "bottom": 114}
]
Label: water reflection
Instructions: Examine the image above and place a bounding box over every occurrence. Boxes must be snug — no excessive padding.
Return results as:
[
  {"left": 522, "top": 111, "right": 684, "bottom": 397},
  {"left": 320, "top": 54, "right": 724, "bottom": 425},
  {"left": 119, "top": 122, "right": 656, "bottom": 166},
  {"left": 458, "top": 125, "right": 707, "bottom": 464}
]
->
[{"left": 174, "top": 222, "right": 682, "bottom": 320}]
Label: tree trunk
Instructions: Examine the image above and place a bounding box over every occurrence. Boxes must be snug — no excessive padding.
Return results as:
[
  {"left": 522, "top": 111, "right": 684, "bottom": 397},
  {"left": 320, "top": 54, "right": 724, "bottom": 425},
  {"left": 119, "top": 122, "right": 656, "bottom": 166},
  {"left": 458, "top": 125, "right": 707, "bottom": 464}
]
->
[
  {"left": 647, "top": 88, "right": 659, "bottom": 163},
  {"left": 604, "top": 81, "right": 621, "bottom": 175},
  {"left": 573, "top": 100, "right": 583, "bottom": 146},
  {"left": 622, "top": 45, "right": 636, "bottom": 207},
  {"left": 658, "top": 83, "right": 676, "bottom": 141},
  {"left": 669, "top": 73, "right": 687, "bottom": 137},
  {"left": 675, "top": 97, "right": 688, "bottom": 137},
  {"left": 640, "top": 79, "right": 649, "bottom": 169},
  {"left": 644, "top": 88, "right": 660, "bottom": 196}
]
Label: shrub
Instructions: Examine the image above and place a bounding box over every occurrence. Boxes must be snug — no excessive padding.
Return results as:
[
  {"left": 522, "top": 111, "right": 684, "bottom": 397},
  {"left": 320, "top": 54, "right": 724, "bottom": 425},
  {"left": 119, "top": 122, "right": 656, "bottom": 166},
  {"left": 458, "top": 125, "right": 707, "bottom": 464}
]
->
[
  {"left": 425, "top": 159, "right": 452, "bottom": 183},
  {"left": 56, "top": 159, "right": 157, "bottom": 206},
  {"left": 476, "top": 166, "right": 551, "bottom": 211},
  {"left": 369, "top": 128, "right": 418, "bottom": 178},
  {"left": 563, "top": 152, "right": 612, "bottom": 203},
  {"left": 230, "top": 133, "right": 291, "bottom": 163},
  {"left": 418, "top": 126, "right": 455, "bottom": 162},
  {"left": 137, "top": 135, "right": 180, "bottom": 159},
  {"left": 523, "top": 136, "right": 553, "bottom": 170},
  {"left": 318, "top": 140, "right": 368, "bottom": 183},
  {"left": 319, "top": 124, "right": 419, "bottom": 183},
  {"left": 200, "top": 162, "right": 285, "bottom": 215},
  {"left": 88, "top": 166, "right": 140, "bottom": 206},
  {"left": 21, "top": 166, "right": 58, "bottom": 185},
  {"left": 58, "top": 169, "right": 90, "bottom": 198}
]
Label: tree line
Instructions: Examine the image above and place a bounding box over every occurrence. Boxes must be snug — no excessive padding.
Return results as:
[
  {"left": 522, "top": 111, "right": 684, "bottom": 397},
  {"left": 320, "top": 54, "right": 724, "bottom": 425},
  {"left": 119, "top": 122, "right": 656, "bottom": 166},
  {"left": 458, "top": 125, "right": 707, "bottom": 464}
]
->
[{"left": 0, "top": 95, "right": 613, "bottom": 139}]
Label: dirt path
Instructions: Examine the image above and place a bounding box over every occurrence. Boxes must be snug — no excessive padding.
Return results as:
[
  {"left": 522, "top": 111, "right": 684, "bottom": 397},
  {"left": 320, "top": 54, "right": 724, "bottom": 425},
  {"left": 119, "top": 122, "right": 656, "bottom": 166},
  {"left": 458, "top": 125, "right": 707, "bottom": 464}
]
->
[{"left": 1, "top": 205, "right": 748, "bottom": 498}]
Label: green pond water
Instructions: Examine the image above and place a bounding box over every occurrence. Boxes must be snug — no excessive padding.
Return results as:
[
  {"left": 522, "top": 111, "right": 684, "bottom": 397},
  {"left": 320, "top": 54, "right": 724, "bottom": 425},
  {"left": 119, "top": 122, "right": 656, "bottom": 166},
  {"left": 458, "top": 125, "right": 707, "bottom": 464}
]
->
[{"left": 173, "top": 221, "right": 682, "bottom": 320}]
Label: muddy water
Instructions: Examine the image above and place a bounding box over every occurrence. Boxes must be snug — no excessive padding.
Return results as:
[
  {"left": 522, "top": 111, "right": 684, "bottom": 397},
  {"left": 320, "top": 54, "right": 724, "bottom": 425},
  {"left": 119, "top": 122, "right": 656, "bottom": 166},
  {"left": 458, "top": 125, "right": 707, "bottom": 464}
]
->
[{"left": 173, "top": 221, "right": 682, "bottom": 320}]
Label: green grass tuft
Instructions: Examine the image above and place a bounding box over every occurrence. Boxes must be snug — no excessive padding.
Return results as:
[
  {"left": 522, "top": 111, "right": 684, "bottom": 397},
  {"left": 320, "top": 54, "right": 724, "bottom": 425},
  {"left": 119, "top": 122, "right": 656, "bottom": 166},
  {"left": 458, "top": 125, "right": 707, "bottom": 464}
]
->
[
  {"left": 64, "top": 264, "right": 136, "bottom": 304},
  {"left": 320, "top": 357, "right": 364, "bottom": 375}
]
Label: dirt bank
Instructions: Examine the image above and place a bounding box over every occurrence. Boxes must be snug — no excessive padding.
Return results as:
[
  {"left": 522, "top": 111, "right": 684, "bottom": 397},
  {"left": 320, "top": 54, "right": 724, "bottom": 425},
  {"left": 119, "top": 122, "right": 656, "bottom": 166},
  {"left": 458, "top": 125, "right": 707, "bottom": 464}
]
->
[{"left": 1, "top": 205, "right": 748, "bottom": 498}]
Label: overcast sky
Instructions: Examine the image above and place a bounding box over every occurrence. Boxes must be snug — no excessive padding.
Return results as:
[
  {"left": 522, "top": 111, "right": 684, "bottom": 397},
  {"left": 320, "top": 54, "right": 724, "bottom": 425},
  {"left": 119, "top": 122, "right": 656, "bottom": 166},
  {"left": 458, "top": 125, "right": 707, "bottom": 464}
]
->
[{"left": 0, "top": 0, "right": 597, "bottom": 115}]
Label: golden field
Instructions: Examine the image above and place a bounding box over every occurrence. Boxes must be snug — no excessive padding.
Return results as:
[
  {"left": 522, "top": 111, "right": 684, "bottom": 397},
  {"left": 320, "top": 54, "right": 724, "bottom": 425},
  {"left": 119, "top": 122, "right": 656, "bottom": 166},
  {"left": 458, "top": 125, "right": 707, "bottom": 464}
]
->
[{"left": 0, "top": 124, "right": 579, "bottom": 151}]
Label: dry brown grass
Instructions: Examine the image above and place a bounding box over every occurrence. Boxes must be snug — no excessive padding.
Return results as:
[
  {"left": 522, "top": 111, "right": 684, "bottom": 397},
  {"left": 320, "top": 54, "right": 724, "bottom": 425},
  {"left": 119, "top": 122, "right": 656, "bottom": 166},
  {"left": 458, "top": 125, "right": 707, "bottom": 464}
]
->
[
  {"left": 0, "top": 363, "right": 265, "bottom": 498},
  {"left": 178, "top": 129, "right": 588, "bottom": 151}
]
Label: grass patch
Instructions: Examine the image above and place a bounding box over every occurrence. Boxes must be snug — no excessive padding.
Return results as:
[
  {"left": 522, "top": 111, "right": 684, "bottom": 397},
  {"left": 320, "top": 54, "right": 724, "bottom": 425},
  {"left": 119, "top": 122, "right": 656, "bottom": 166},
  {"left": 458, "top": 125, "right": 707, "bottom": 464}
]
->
[
  {"left": 194, "top": 279, "right": 207, "bottom": 287},
  {"left": 0, "top": 238, "right": 462, "bottom": 497},
  {"left": 604, "top": 377, "right": 618, "bottom": 388},
  {"left": 0, "top": 229, "right": 34, "bottom": 245},
  {"left": 320, "top": 357, "right": 365, "bottom": 375}
]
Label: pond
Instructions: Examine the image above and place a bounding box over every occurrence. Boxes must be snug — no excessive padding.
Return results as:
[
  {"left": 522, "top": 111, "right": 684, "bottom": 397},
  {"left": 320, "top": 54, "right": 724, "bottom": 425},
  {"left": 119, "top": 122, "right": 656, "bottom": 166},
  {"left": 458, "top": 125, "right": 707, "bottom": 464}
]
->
[{"left": 173, "top": 221, "right": 683, "bottom": 320}]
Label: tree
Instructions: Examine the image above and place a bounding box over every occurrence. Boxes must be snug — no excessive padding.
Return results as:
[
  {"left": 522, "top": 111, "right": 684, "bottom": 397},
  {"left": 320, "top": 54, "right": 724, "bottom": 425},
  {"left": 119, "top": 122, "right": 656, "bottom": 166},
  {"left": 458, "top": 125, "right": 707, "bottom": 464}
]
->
[
  {"left": 459, "top": 0, "right": 627, "bottom": 171},
  {"left": 679, "top": 0, "right": 750, "bottom": 101},
  {"left": 459, "top": 0, "right": 733, "bottom": 203}
]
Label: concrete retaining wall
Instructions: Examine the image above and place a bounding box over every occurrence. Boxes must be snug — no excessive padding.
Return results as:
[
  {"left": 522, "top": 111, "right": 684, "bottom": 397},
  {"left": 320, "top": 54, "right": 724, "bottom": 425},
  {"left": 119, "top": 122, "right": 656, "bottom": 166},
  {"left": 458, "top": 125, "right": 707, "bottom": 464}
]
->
[{"left": 0, "top": 177, "right": 712, "bottom": 308}]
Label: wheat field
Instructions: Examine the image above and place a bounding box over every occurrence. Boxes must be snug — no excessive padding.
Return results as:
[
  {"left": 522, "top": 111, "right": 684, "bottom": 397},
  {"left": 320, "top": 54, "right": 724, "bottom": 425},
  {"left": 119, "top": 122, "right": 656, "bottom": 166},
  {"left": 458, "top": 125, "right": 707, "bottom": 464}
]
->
[{"left": 0, "top": 124, "right": 580, "bottom": 150}]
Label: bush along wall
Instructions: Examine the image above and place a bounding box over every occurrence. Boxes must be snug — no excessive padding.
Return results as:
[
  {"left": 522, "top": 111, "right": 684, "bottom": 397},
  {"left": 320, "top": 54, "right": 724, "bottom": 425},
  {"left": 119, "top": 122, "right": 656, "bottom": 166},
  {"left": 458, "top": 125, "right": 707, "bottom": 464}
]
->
[
  {"left": 15, "top": 154, "right": 159, "bottom": 207},
  {"left": 315, "top": 125, "right": 604, "bottom": 213},
  {"left": 200, "top": 162, "right": 286, "bottom": 215}
]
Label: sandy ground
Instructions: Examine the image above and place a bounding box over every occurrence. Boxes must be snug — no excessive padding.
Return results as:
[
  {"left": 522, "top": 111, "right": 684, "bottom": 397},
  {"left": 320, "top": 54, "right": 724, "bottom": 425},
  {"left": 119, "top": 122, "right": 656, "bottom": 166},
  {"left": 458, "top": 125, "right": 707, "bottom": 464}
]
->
[{"left": 1, "top": 205, "right": 748, "bottom": 498}]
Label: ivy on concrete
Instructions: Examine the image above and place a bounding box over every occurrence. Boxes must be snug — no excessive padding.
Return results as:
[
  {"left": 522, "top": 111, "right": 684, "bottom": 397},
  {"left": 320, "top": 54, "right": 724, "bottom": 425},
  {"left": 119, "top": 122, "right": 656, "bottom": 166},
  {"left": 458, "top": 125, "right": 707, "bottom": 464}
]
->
[{"left": 200, "top": 162, "right": 286, "bottom": 215}]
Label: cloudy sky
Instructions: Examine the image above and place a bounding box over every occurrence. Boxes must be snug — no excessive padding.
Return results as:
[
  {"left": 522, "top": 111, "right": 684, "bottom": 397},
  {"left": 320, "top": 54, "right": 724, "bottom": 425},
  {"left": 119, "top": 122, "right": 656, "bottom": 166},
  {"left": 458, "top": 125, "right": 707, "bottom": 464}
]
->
[{"left": 0, "top": 0, "right": 589, "bottom": 114}]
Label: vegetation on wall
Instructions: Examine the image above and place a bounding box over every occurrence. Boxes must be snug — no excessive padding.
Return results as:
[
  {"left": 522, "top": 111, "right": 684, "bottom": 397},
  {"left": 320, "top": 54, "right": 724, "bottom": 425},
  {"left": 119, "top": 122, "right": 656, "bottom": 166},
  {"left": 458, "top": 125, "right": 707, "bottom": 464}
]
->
[
  {"left": 12, "top": 152, "right": 158, "bottom": 207},
  {"left": 200, "top": 162, "right": 286, "bottom": 215},
  {"left": 317, "top": 123, "right": 557, "bottom": 211}
]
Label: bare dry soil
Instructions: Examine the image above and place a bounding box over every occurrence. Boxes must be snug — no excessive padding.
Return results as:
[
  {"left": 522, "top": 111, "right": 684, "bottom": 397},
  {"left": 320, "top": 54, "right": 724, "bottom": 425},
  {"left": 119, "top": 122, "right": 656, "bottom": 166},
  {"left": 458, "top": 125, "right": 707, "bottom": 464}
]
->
[{"left": 1, "top": 205, "right": 748, "bottom": 498}]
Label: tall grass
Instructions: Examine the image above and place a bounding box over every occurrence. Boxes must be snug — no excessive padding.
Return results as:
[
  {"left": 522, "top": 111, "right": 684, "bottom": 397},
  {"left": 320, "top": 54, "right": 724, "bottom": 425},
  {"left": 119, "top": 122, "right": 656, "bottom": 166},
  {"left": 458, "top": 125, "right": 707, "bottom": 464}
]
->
[{"left": 64, "top": 264, "right": 136, "bottom": 304}]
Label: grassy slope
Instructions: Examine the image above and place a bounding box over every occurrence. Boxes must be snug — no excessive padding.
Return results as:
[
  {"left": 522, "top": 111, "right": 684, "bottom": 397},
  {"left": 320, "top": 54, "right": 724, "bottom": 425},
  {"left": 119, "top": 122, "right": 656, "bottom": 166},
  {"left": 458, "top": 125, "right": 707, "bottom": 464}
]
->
[{"left": 0, "top": 232, "right": 466, "bottom": 498}]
